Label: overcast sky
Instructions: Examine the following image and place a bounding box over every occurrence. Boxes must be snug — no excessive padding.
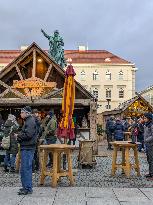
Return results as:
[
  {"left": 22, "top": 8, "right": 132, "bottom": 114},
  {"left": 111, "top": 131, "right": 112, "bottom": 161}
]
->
[{"left": 0, "top": 0, "right": 153, "bottom": 91}]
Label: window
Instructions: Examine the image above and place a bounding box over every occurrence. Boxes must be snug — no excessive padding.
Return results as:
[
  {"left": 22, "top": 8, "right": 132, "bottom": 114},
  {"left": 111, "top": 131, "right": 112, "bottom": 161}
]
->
[
  {"left": 80, "top": 70, "right": 86, "bottom": 80},
  {"left": 93, "top": 88, "right": 98, "bottom": 99},
  {"left": 106, "top": 104, "right": 111, "bottom": 109},
  {"left": 118, "top": 70, "right": 123, "bottom": 80},
  {"left": 119, "top": 88, "right": 124, "bottom": 98},
  {"left": 105, "top": 70, "right": 111, "bottom": 80},
  {"left": 106, "top": 88, "right": 111, "bottom": 98},
  {"left": 93, "top": 70, "right": 99, "bottom": 80}
]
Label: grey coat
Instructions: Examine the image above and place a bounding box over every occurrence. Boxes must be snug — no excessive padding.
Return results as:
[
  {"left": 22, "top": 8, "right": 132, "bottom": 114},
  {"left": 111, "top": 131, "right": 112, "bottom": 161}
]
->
[{"left": 144, "top": 121, "right": 153, "bottom": 146}]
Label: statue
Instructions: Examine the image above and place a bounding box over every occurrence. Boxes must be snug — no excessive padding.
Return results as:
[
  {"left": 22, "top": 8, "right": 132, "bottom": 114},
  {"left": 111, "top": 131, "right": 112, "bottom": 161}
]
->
[
  {"left": 41, "top": 29, "right": 67, "bottom": 68},
  {"left": 82, "top": 116, "right": 88, "bottom": 128}
]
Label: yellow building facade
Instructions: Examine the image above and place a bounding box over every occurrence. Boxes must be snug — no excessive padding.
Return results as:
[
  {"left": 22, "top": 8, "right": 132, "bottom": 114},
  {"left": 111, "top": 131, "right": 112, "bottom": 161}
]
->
[{"left": 65, "top": 47, "right": 137, "bottom": 113}]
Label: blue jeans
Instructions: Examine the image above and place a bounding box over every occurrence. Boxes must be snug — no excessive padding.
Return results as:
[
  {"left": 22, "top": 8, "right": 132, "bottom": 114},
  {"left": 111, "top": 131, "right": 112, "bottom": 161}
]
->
[
  {"left": 4, "top": 153, "right": 16, "bottom": 168},
  {"left": 20, "top": 149, "right": 35, "bottom": 192}
]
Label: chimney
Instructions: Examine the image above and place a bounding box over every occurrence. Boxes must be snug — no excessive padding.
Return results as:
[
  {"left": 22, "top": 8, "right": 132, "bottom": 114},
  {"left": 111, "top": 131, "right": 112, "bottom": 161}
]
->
[{"left": 78, "top": 45, "right": 86, "bottom": 51}]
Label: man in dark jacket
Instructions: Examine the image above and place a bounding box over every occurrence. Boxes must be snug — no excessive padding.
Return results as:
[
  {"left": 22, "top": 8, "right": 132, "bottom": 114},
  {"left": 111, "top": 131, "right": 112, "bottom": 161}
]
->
[
  {"left": 32, "top": 109, "right": 42, "bottom": 171},
  {"left": 106, "top": 116, "right": 115, "bottom": 150},
  {"left": 144, "top": 112, "right": 153, "bottom": 179},
  {"left": 137, "top": 117, "right": 144, "bottom": 152},
  {"left": 113, "top": 118, "right": 125, "bottom": 141},
  {"left": 17, "top": 106, "right": 37, "bottom": 195}
]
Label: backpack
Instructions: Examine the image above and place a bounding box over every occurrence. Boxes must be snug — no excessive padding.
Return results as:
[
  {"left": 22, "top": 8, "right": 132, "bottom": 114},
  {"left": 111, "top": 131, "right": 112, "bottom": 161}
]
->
[{"left": 1, "top": 126, "right": 13, "bottom": 150}]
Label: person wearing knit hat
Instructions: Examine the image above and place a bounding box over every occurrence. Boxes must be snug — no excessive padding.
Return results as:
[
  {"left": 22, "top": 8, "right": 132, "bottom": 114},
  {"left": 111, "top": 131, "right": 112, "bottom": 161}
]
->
[
  {"left": 144, "top": 113, "right": 153, "bottom": 121},
  {"left": 21, "top": 106, "right": 32, "bottom": 115},
  {"left": 144, "top": 112, "right": 153, "bottom": 179},
  {"left": 17, "top": 106, "right": 37, "bottom": 195}
]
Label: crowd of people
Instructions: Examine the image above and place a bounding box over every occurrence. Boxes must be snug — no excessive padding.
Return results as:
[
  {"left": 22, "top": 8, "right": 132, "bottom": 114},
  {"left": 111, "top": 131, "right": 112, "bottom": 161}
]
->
[
  {"left": 106, "top": 112, "right": 153, "bottom": 179},
  {"left": 0, "top": 107, "right": 153, "bottom": 194},
  {"left": 0, "top": 106, "right": 66, "bottom": 195}
]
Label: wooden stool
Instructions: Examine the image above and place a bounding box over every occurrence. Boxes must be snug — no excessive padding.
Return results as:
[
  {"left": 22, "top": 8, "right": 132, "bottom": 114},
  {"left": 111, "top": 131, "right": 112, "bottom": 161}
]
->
[
  {"left": 111, "top": 141, "right": 140, "bottom": 177},
  {"left": 39, "top": 144, "right": 75, "bottom": 187}
]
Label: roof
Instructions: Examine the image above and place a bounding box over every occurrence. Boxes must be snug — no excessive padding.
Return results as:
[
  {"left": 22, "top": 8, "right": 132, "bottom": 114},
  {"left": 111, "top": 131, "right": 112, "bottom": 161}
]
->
[
  {"left": 0, "top": 42, "right": 94, "bottom": 100},
  {"left": 64, "top": 50, "right": 133, "bottom": 64},
  {"left": 139, "top": 85, "right": 153, "bottom": 95},
  {"left": 102, "top": 93, "right": 153, "bottom": 116},
  {"left": 0, "top": 49, "right": 133, "bottom": 65}
]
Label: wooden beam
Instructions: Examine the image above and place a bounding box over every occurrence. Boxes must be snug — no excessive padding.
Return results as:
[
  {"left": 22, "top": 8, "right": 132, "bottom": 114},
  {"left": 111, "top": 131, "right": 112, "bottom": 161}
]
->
[
  {"left": 0, "top": 88, "right": 9, "bottom": 97},
  {"left": 0, "top": 48, "right": 33, "bottom": 80},
  {"left": 44, "top": 64, "right": 53, "bottom": 81},
  {"left": 15, "top": 65, "right": 24, "bottom": 80},
  {"left": 32, "top": 49, "right": 36, "bottom": 78},
  {"left": 0, "top": 79, "right": 27, "bottom": 99}
]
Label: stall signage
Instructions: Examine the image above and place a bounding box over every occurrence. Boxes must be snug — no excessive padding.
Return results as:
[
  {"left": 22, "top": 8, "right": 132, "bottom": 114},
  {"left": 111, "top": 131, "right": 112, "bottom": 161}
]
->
[{"left": 12, "top": 78, "right": 56, "bottom": 97}]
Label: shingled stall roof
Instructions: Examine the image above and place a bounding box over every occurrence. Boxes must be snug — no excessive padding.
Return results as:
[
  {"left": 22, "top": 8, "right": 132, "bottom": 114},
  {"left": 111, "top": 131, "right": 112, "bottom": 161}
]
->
[
  {"left": 0, "top": 49, "right": 134, "bottom": 65},
  {"left": 102, "top": 93, "right": 153, "bottom": 117}
]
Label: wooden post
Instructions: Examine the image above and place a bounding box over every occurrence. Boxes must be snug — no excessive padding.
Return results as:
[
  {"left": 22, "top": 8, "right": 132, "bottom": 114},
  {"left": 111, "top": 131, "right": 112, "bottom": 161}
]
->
[
  {"left": 90, "top": 100, "right": 98, "bottom": 154},
  {"left": 44, "top": 64, "right": 52, "bottom": 81},
  {"left": 133, "top": 146, "right": 140, "bottom": 176},
  {"left": 111, "top": 145, "right": 118, "bottom": 176},
  {"left": 125, "top": 147, "right": 130, "bottom": 177},
  {"left": 32, "top": 49, "right": 36, "bottom": 78},
  {"left": 15, "top": 65, "right": 24, "bottom": 80}
]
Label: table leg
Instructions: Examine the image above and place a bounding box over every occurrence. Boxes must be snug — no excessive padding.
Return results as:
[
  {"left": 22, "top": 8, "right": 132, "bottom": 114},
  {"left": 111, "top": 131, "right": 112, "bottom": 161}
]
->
[
  {"left": 15, "top": 151, "right": 20, "bottom": 171},
  {"left": 52, "top": 151, "right": 58, "bottom": 188},
  {"left": 67, "top": 150, "right": 75, "bottom": 186},
  {"left": 133, "top": 146, "right": 140, "bottom": 176},
  {"left": 111, "top": 146, "right": 117, "bottom": 176},
  {"left": 122, "top": 147, "right": 125, "bottom": 174},
  {"left": 125, "top": 147, "right": 130, "bottom": 177},
  {"left": 40, "top": 150, "right": 48, "bottom": 185}
]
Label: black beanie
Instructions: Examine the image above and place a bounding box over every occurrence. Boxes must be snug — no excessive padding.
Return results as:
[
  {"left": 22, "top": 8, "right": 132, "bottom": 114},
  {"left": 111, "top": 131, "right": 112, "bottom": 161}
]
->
[
  {"left": 144, "top": 112, "right": 153, "bottom": 120},
  {"left": 21, "top": 106, "right": 32, "bottom": 114}
]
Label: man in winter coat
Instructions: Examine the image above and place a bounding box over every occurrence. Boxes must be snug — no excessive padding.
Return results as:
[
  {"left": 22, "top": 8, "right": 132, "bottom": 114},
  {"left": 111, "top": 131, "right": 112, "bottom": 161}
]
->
[
  {"left": 113, "top": 118, "right": 125, "bottom": 141},
  {"left": 137, "top": 117, "right": 144, "bottom": 152},
  {"left": 3, "top": 114, "right": 19, "bottom": 172},
  {"left": 32, "top": 109, "right": 42, "bottom": 171},
  {"left": 144, "top": 112, "right": 153, "bottom": 179},
  {"left": 41, "top": 110, "right": 57, "bottom": 166},
  {"left": 17, "top": 106, "right": 37, "bottom": 195},
  {"left": 106, "top": 116, "right": 115, "bottom": 150}
]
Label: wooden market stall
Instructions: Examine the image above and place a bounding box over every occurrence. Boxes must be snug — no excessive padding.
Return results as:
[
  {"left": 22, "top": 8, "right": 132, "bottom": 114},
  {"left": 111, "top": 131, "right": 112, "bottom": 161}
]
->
[
  {"left": 0, "top": 42, "right": 98, "bottom": 152},
  {"left": 102, "top": 93, "right": 153, "bottom": 129}
]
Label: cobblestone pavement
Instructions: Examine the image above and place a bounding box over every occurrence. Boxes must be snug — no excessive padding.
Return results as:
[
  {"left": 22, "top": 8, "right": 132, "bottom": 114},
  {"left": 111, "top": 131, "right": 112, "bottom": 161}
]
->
[{"left": 0, "top": 141, "right": 153, "bottom": 188}]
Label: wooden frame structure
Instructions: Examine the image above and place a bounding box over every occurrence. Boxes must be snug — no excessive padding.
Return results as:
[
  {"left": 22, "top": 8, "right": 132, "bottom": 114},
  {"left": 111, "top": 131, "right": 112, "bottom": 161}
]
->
[
  {"left": 102, "top": 93, "right": 153, "bottom": 129},
  {"left": 0, "top": 42, "right": 98, "bottom": 152}
]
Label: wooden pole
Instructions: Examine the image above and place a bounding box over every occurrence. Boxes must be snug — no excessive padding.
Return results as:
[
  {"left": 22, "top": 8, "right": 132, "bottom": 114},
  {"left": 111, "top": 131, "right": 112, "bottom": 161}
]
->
[
  {"left": 15, "top": 65, "right": 24, "bottom": 80},
  {"left": 32, "top": 49, "right": 36, "bottom": 78},
  {"left": 44, "top": 64, "right": 52, "bottom": 81}
]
